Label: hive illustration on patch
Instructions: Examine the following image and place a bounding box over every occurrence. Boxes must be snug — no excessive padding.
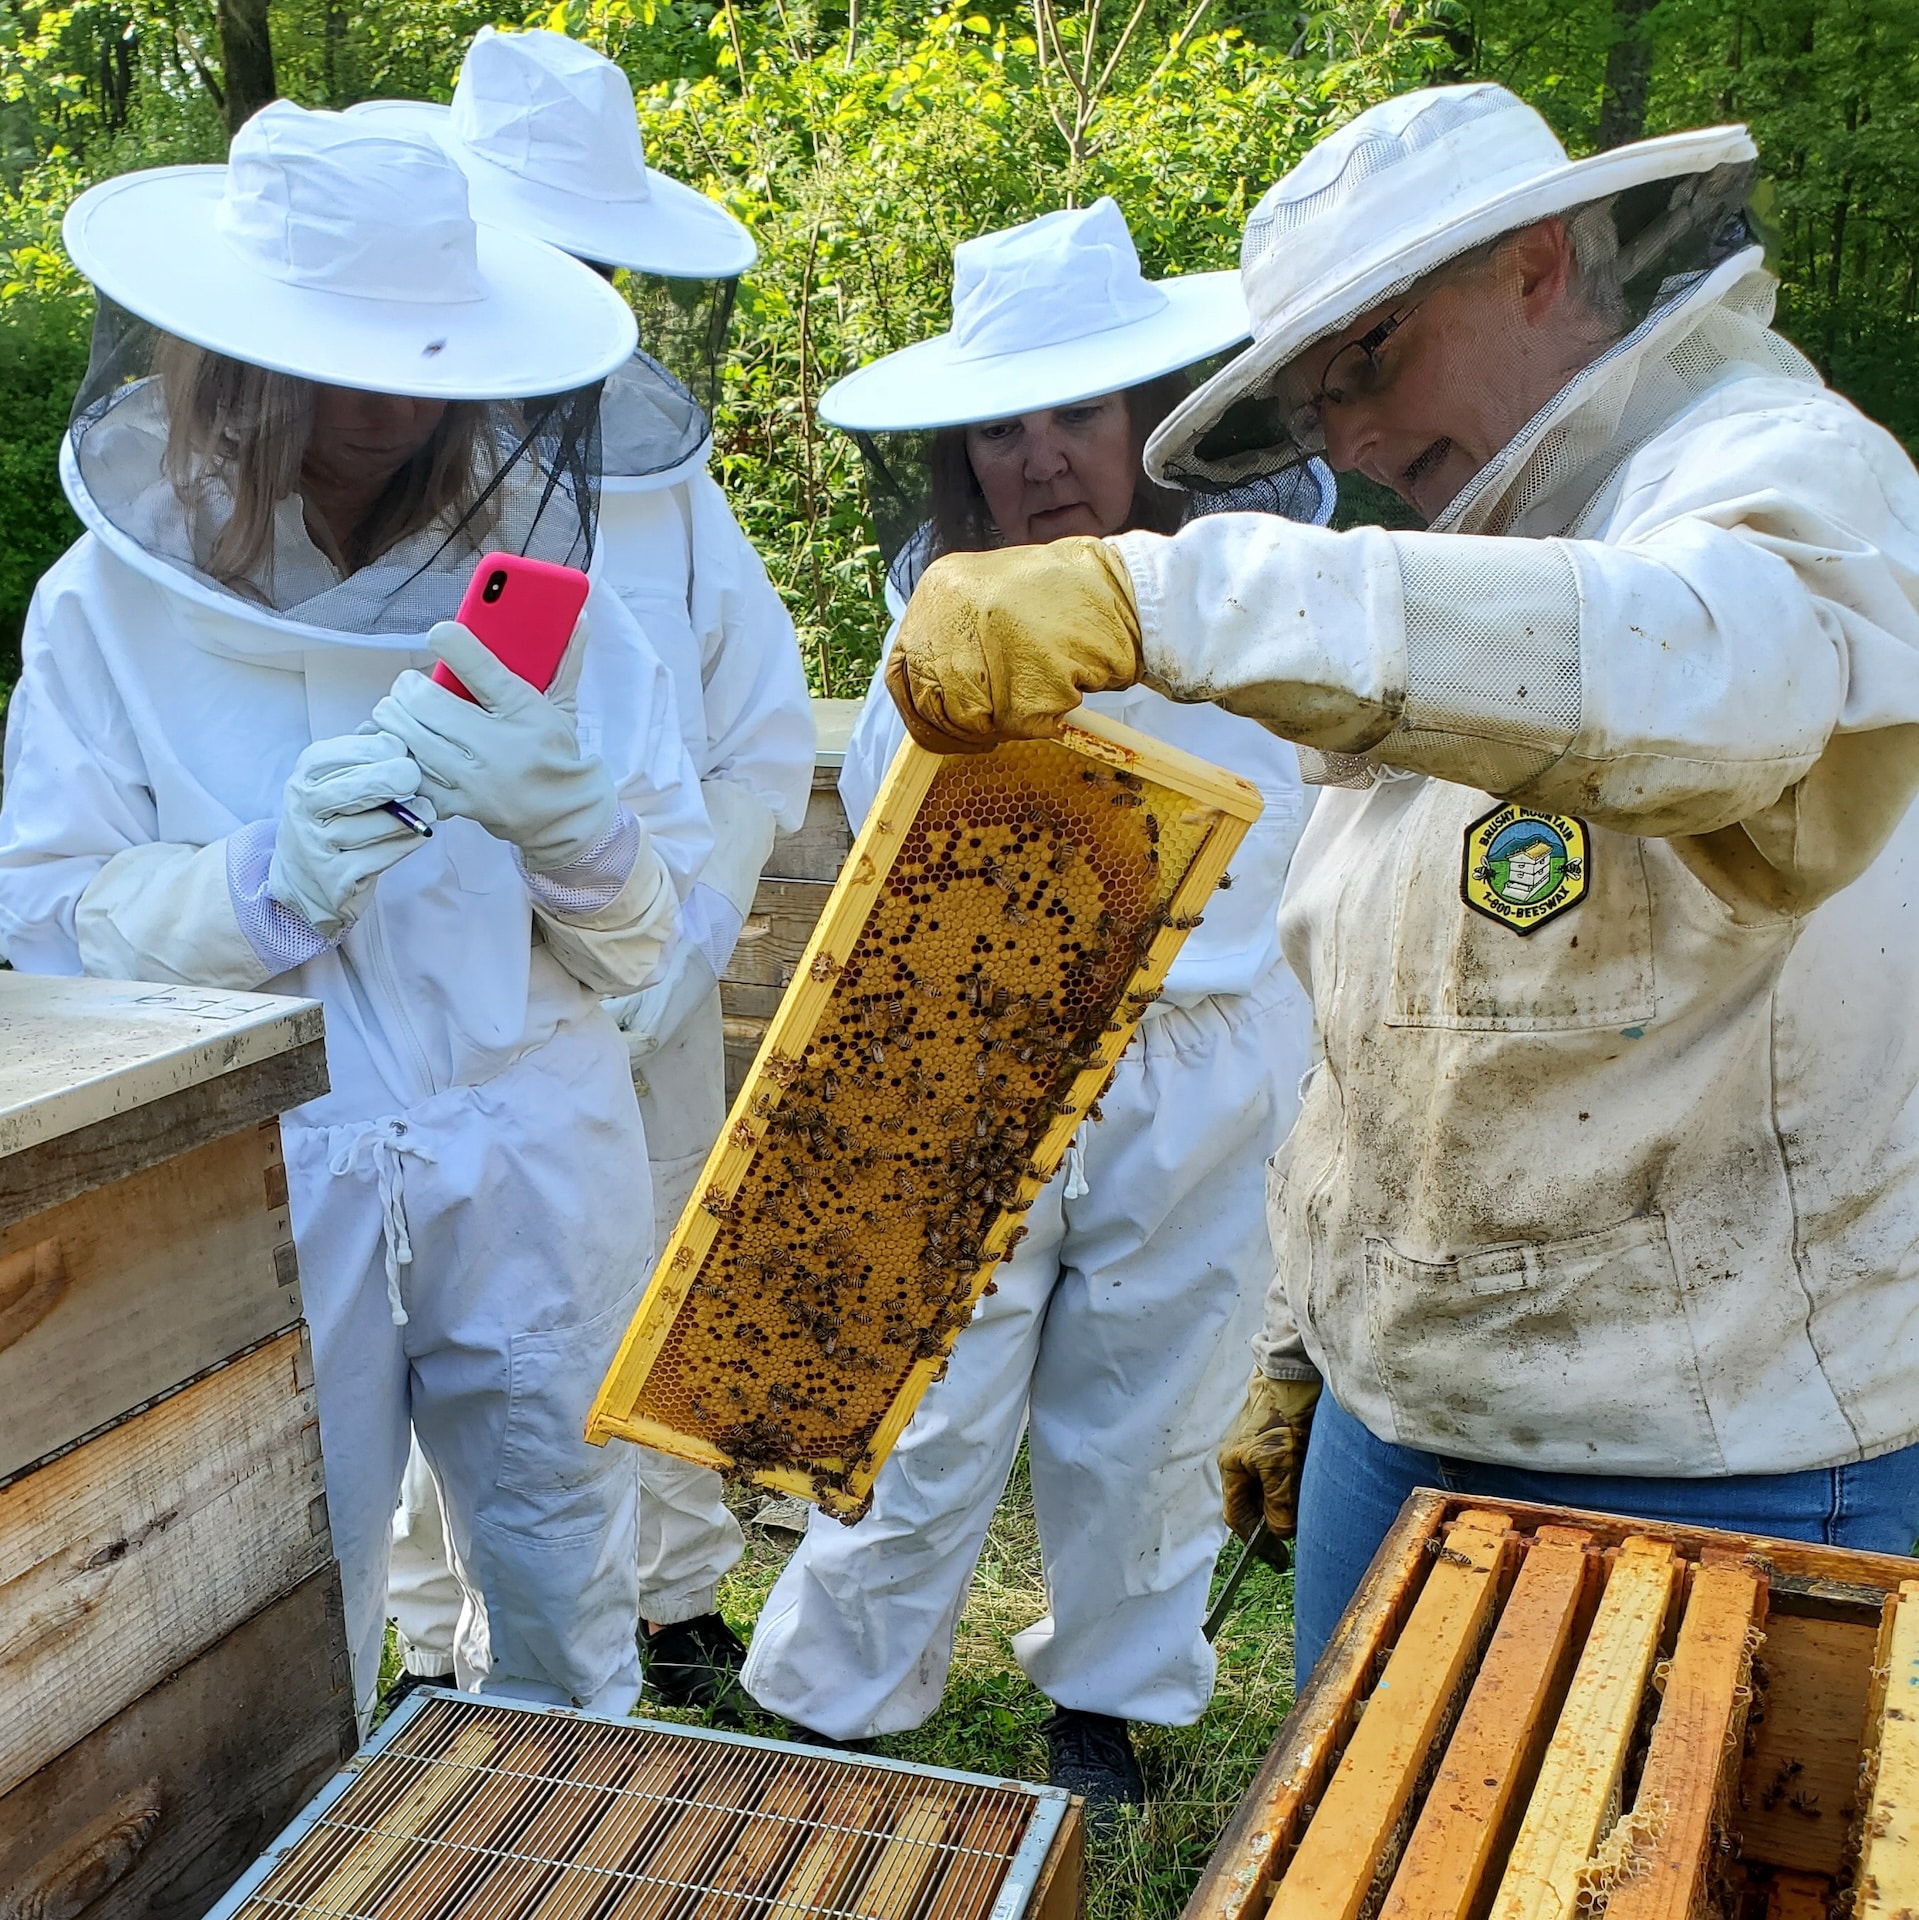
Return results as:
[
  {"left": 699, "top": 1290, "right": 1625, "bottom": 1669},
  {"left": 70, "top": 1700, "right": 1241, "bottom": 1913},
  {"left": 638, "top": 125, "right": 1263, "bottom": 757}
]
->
[
  {"left": 588, "top": 711, "right": 1262, "bottom": 1519},
  {"left": 1462, "top": 804, "right": 1589, "bottom": 934}
]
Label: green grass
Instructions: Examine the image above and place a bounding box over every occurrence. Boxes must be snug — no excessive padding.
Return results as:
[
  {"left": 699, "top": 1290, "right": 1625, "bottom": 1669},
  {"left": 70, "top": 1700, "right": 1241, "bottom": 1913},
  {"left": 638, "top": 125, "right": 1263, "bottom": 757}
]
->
[{"left": 380, "top": 1451, "right": 1296, "bottom": 1917}]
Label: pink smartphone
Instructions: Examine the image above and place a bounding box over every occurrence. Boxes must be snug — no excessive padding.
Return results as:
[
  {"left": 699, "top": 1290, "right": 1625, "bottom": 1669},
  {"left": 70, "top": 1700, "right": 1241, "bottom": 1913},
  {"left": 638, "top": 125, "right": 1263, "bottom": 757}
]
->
[{"left": 431, "top": 552, "right": 591, "bottom": 702}]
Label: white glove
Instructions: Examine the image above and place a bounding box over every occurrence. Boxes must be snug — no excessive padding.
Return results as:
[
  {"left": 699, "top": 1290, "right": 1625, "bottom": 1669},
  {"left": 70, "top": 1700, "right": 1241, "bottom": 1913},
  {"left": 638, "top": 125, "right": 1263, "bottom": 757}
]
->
[
  {"left": 370, "top": 617, "right": 620, "bottom": 873},
  {"left": 605, "top": 939, "right": 718, "bottom": 1061},
  {"left": 268, "top": 732, "right": 436, "bottom": 940}
]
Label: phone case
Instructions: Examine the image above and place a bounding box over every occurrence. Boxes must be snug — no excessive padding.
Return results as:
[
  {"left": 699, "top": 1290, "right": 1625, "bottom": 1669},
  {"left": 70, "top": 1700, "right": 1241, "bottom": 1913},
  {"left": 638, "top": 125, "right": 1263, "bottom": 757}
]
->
[{"left": 432, "top": 552, "right": 592, "bottom": 702}]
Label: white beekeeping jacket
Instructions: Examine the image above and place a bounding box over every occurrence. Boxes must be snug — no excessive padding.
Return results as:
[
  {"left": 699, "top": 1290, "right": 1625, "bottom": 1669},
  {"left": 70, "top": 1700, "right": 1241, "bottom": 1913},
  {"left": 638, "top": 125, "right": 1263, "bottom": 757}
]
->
[
  {"left": 0, "top": 414, "right": 710, "bottom": 1128},
  {"left": 594, "top": 354, "right": 814, "bottom": 928},
  {"left": 1115, "top": 250, "right": 1919, "bottom": 1476}
]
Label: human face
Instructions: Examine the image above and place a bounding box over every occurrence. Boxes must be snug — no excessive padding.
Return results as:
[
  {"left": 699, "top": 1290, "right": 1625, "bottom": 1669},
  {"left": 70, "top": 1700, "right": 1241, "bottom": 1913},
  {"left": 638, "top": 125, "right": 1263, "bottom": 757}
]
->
[
  {"left": 1288, "top": 219, "right": 1602, "bottom": 521},
  {"left": 303, "top": 385, "right": 447, "bottom": 495},
  {"left": 964, "top": 393, "right": 1138, "bottom": 546}
]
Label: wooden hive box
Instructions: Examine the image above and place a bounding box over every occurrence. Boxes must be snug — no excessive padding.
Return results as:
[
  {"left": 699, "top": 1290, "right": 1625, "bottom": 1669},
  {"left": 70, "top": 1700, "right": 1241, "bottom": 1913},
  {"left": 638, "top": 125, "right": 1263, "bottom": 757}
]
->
[
  {"left": 592, "top": 711, "right": 1262, "bottom": 1517},
  {"left": 0, "top": 975, "right": 356, "bottom": 1920},
  {"left": 1187, "top": 1490, "right": 1919, "bottom": 1920},
  {"left": 717, "top": 697, "right": 862, "bottom": 1104},
  {"left": 204, "top": 1690, "right": 1085, "bottom": 1920}
]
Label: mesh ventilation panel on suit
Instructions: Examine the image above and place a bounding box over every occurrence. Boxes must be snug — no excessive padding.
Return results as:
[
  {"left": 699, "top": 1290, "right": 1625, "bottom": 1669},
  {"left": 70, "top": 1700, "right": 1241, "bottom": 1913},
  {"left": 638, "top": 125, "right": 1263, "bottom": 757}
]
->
[
  {"left": 69, "top": 297, "right": 601, "bottom": 635},
  {"left": 208, "top": 1691, "right": 1075, "bottom": 1920},
  {"left": 590, "top": 714, "right": 1262, "bottom": 1518}
]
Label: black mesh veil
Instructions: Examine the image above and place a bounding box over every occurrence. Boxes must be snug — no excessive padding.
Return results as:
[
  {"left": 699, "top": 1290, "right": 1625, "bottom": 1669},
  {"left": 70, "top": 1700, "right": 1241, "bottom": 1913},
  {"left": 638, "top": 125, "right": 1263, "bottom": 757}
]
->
[
  {"left": 1169, "top": 159, "right": 1765, "bottom": 493},
  {"left": 850, "top": 425, "right": 1336, "bottom": 606},
  {"left": 619, "top": 272, "right": 737, "bottom": 422},
  {"left": 68, "top": 297, "right": 604, "bottom": 635}
]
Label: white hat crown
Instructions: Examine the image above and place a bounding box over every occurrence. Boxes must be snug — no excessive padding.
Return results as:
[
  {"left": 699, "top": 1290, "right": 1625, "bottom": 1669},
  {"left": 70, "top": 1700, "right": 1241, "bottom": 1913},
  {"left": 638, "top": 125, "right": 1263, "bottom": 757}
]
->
[
  {"left": 452, "top": 27, "right": 651, "bottom": 207},
  {"left": 950, "top": 198, "right": 1169, "bottom": 362},
  {"left": 1241, "top": 85, "right": 1565, "bottom": 332},
  {"left": 215, "top": 100, "right": 484, "bottom": 305}
]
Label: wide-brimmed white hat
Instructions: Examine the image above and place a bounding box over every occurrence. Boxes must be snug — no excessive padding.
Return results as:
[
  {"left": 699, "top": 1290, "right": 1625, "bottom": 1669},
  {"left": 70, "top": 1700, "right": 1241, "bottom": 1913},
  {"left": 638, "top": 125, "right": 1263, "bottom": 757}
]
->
[
  {"left": 64, "top": 99, "right": 636, "bottom": 399},
  {"left": 819, "top": 198, "right": 1247, "bottom": 432},
  {"left": 1146, "top": 83, "right": 1755, "bottom": 485},
  {"left": 349, "top": 28, "right": 755, "bottom": 280}
]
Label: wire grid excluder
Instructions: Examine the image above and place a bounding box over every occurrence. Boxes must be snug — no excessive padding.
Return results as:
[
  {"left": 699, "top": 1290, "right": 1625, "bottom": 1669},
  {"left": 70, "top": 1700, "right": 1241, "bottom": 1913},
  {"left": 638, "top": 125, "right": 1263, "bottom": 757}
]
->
[
  {"left": 207, "top": 1691, "right": 1074, "bottom": 1920},
  {"left": 588, "top": 710, "right": 1263, "bottom": 1518}
]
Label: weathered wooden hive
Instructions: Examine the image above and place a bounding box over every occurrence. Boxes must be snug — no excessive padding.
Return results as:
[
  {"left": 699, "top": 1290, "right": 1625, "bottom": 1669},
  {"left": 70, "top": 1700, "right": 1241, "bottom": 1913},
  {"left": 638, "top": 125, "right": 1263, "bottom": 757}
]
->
[
  {"left": 206, "top": 1691, "right": 1084, "bottom": 1920},
  {"left": 1186, "top": 1491, "right": 1919, "bottom": 1920},
  {"left": 591, "top": 711, "right": 1261, "bottom": 1518},
  {"left": 0, "top": 975, "right": 354, "bottom": 1919}
]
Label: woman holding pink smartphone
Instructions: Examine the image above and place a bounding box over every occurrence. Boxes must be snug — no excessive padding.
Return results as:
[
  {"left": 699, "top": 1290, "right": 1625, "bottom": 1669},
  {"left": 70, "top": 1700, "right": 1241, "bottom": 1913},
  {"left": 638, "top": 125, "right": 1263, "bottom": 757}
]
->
[{"left": 0, "top": 104, "right": 710, "bottom": 1726}]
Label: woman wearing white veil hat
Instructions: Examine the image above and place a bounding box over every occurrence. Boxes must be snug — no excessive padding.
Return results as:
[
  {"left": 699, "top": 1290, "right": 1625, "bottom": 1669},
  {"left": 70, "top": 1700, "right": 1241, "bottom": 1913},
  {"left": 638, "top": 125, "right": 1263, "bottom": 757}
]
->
[
  {"left": 741, "top": 198, "right": 1329, "bottom": 1809},
  {"left": 0, "top": 102, "right": 713, "bottom": 1723},
  {"left": 353, "top": 26, "right": 814, "bottom": 1718}
]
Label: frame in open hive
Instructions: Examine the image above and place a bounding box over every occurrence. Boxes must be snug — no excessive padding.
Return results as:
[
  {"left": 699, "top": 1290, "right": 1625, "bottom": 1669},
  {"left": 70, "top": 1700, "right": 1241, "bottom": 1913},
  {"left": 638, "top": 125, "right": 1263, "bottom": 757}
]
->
[
  {"left": 1184, "top": 1489, "right": 1919, "bottom": 1920},
  {"left": 204, "top": 1690, "right": 1079, "bottom": 1920},
  {"left": 589, "top": 710, "right": 1262, "bottom": 1517}
]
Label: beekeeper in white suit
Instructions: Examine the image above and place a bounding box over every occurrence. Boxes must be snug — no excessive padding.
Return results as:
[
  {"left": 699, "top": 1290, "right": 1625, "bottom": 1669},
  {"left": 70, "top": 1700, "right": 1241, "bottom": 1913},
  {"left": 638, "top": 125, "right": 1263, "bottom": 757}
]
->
[
  {"left": 353, "top": 26, "right": 813, "bottom": 1715},
  {"left": 883, "top": 86, "right": 1919, "bottom": 1687},
  {"left": 743, "top": 200, "right": 1326, "bottom": 1810},
  {"left": 0, "top": 104, "right": 712, "bottom": 1723}
]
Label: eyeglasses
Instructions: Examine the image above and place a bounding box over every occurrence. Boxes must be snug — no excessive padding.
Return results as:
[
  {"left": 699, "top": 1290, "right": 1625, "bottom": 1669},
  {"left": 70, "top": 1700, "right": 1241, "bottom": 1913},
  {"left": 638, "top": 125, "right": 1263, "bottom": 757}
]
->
[{"left": 1284, "top": 302, "right": 1423, "bottom": 453}]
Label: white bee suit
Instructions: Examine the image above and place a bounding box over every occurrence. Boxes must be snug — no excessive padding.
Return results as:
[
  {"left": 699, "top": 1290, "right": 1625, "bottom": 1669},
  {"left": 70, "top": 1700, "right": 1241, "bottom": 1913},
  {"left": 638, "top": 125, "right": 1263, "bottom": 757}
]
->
[
  {"left": 740, "top": 627, "right": 1312, "bottom": 1735},
  {"left": 1117, "top": 257, "right": 1919, "bottom": 1477},
  {"left": 388, "top": 368, "right": 815, "bottom": 1667},
  {"left": 0, "top": 448, "right": 711, "bottom": 1722}
]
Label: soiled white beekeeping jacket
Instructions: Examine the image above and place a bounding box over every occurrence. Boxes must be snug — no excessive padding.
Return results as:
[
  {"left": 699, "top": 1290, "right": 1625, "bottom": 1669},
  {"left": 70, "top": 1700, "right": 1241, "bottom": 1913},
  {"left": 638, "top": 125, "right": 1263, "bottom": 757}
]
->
[
  {"left": 1112, "top": 250, "right": 1919, "bottom": 1477},
  {"left": 595, "top": 357, "right": 813, "bottom": 932},
  {"left": 0, "top": 391, "right": 710, "bottom": 1128}
]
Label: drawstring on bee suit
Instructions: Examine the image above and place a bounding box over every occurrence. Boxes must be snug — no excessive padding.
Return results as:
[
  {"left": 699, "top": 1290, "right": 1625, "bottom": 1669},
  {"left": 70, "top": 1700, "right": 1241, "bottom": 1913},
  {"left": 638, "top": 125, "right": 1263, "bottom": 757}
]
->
[
  {"left": 329, "top": 1117, "right": 438, "bottom": 1325},
  {"left": 1063, "top": 1133, "right": 1090, "bottom": 1201}
]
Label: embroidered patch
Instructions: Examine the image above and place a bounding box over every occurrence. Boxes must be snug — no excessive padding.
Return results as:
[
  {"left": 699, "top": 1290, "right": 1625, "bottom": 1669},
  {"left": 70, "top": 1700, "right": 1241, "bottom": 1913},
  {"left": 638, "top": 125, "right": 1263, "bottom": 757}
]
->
[{"left": 1461, "top": 805, "right": 1589, "bottom": 935}]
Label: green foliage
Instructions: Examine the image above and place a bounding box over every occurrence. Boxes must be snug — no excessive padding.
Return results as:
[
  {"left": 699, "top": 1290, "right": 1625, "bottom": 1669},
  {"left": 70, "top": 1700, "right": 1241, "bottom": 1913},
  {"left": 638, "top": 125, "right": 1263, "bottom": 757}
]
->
[{"left": 1, "top": 0, "right": 1915, "bottom": 702}]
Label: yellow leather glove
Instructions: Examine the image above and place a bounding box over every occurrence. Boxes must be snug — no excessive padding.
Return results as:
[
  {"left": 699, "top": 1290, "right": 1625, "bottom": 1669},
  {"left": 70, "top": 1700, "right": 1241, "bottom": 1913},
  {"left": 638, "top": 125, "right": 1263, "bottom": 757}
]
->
[
  {"left": 1219, "top": 1372, "right": 1321, "bottom": 1563},
  {"left": 884, "top": 538, "right": 1143, "bottom": 755}
]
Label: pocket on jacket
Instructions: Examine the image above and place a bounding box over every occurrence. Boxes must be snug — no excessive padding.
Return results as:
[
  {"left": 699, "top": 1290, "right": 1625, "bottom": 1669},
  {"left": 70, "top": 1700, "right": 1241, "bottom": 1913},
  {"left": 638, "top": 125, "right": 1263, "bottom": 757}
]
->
[
  {"left": 499, "top": 1287, "right": 643, "bottom": 1496},
  {"left": 1386, "top": 783, "right": 1656, "bottom": 1032},
  {"left": 1363, "top": 1214, "right": 1724, "bottom": 1471}
]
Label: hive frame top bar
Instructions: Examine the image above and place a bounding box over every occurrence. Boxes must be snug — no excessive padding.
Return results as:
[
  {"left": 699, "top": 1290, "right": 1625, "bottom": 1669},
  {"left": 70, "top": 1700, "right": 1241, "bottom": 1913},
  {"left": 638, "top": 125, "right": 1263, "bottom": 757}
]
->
[
  {"left": 588, "top": 707, "right": 1263, "bottom": 1514},
  {"left": 202, "top": 1687, "right": 1073, "bottom": 1920}
]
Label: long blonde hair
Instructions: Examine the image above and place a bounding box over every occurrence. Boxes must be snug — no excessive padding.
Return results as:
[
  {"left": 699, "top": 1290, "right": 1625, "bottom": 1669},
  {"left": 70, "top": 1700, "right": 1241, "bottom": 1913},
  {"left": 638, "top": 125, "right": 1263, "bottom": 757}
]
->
[{"left": 154, "top": 335, "right": 496, "bottom": 594}]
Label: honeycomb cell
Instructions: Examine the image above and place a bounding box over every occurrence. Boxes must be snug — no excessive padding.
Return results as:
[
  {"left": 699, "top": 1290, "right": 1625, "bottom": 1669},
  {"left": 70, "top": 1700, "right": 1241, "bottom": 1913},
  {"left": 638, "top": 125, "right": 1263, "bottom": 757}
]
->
[{"left": 591, "top": 725, "right": 1258, "bottom": 1517}]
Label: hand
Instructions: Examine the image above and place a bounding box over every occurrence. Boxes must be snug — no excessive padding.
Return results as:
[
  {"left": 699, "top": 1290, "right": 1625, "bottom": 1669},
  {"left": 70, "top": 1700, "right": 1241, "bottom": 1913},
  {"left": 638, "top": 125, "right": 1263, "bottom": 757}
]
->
[
  {"left": 371, "top": 617, "right": 619, "bottom": 872},
  {"left": 268, "top": 732, "right": 436, "bottom": 939},
  {"left": 1219, "top": 1372, "right": 1321, "bottom": 1563},
  {"left": 885, "top": 538, "right": 1144, "bottom": 754},
  {"left": 605, "top": 939, "right": 718, "bottom": 1062}
]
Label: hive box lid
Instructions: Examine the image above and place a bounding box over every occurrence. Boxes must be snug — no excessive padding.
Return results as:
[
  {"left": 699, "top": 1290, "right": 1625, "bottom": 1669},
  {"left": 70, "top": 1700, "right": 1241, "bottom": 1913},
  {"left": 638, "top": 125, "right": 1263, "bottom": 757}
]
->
[{"left": 0, "top": 975, "right": 323, "bottom": 1162}]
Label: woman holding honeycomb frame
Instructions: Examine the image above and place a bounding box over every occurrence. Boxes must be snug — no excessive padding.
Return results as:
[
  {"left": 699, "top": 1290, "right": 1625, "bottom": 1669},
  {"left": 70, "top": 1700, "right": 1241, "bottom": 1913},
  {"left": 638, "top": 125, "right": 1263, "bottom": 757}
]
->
[{"left": 740, "top": 199, "right": 1330, "bottom": 1812}]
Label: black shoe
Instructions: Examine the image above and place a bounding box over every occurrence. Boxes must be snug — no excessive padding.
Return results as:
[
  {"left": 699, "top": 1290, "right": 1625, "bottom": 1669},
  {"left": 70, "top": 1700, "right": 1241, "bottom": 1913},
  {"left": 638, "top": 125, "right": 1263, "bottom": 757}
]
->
[
  {"left": 778, "top": 1719, "right": 865, "bottom": 1751},
  {"left": 378, "top": 1666, "right": 452, "bottom": 1720},
  {"left": 642, "top": 1612, "right": 750, "bottom": 1721},
  {"left": 1042, "top": 1708, "right": 1145, "bottom": 1816}
]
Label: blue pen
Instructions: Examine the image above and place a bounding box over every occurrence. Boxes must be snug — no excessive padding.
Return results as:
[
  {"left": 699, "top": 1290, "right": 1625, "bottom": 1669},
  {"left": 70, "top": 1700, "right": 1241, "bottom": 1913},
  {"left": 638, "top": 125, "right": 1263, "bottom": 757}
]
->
[{"left": 385, "top": 801, "right": 434, "bottom": 838}]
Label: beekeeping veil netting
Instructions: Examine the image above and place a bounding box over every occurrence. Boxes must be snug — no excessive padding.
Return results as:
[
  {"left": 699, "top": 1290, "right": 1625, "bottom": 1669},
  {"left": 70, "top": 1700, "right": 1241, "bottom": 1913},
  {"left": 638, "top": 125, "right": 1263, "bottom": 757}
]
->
[
  {"left": 69, "top": 297, "right": 603, "bottom": 635},
  {"left": 1165, "top": 159, "right": 1764, "bottom": 494},
  {"left": 620, "top": 270, "right": 737, "bottom": 423},
  {"left": 856, "top": 424, "right": 1336, "bottom": 607}
]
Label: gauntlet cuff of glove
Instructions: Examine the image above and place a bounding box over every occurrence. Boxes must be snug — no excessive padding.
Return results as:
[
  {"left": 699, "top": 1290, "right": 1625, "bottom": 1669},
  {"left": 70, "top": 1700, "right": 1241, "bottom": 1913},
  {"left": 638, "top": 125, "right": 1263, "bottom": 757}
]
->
[
  {"left": 229, "top": 818, "right": 336, "bottom": 976},
  {"left": 519, "top": 809, "right": 642, "bottom": 920},
  {"left": 76, "top": 837, "right": 278, "bottom": 992}
]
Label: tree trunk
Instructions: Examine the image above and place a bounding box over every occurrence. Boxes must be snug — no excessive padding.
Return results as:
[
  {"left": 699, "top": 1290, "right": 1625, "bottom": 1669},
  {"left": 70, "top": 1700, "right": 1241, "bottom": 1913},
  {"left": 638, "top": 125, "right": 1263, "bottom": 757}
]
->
[
  {"left": 216, "top": 0, "right": 277, "bottom": 140},
  {"left": 1596, "top": 0, "right": 1656, "bottom": 148}
]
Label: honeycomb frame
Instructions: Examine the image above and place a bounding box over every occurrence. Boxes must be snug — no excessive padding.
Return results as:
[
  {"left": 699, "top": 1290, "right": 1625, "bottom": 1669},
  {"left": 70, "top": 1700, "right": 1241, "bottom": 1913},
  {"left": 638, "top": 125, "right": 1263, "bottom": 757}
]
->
[{"left": 587, "top": 709, "right": 1263, "bottom": 1517}]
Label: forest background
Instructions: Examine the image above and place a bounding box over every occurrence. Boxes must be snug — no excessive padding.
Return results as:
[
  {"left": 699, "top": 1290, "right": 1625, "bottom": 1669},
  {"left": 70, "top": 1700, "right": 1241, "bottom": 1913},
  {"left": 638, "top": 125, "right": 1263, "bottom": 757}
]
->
[{"left": 1, "top": 0, "right": 1915, "bottom": 699}]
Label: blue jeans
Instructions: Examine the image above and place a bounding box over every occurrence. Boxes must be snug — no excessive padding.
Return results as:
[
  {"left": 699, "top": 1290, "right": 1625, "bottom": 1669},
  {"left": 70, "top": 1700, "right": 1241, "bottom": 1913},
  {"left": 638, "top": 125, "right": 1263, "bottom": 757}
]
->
[{"left": 1293, "top": 1394, "right": 1919, "bottom": 1682}]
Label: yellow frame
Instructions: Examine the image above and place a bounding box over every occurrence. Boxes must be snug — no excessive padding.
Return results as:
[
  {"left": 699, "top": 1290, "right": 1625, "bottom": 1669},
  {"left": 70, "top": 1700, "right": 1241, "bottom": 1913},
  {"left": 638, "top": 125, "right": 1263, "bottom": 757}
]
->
[{"left": 587, "top": 711, "right": 1264, "bottom": 1516}]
